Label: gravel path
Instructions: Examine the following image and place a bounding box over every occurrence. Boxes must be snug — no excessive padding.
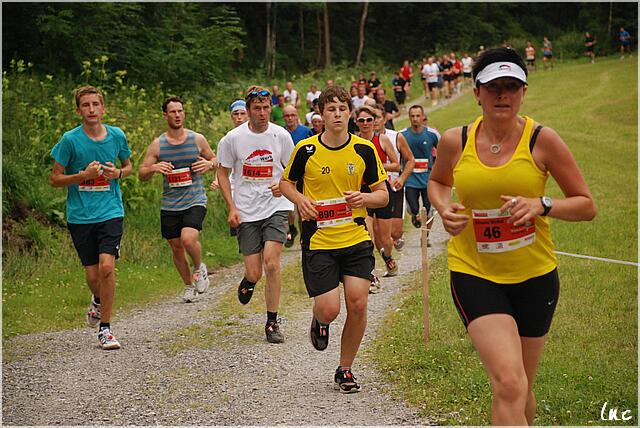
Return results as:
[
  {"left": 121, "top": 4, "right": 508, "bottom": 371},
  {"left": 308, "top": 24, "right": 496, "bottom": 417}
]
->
[{"left": 3, "top": 216, "right": 447, "bottom": 426}]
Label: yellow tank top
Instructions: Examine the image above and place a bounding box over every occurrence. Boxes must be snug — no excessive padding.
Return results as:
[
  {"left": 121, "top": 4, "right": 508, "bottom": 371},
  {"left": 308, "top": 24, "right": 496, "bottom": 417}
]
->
[{"left": 448, "top": 115, "right": 557, "bottom": 283}]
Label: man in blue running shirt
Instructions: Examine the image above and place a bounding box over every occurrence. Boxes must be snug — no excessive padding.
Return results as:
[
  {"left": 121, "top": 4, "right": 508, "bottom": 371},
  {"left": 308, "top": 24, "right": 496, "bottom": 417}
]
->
[
  {"left": 50, "top": 85, "right": 132, "bottom": 350},
  {"left": 401, "top": 105, "right": 440, "bottom": 244}
]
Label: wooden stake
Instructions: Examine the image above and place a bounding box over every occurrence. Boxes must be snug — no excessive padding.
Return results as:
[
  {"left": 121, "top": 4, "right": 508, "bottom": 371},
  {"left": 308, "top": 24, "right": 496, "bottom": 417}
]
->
[{"left": 420, "top": 206, "right": 430, "bottom": 344}]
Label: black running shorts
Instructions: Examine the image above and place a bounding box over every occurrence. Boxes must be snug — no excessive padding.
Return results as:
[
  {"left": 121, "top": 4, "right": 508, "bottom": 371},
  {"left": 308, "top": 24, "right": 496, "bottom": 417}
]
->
[
  {"left": 302, "top": 240, "right": 375, "bottom": 297},
  {"left": 161, "top": 205, "right": 207, "bottom": 240},
  {"left": 390, "top": 186, "right": 405, "bottom": 219},
  {"left": 68, "top": 217, "right": 123, "bottom": 266},
  {"left": 450, "top": 268, "right": 560, "bottom": 337},
  {"left": 366, "top": 181, "right": 394, "bottom": 219}
]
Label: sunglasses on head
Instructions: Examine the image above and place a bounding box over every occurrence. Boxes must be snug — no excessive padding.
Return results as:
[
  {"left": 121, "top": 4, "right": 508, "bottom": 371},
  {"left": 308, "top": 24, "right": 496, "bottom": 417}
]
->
[
  {"left": 357, "top": 117, "right": 374, "bottom": 123},
  {"left": 246, "top": 89, "right": 271, "bottom": 99}
]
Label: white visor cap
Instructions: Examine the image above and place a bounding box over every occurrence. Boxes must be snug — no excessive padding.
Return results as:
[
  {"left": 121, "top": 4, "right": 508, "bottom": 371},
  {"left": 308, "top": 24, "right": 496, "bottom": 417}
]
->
[{"left": 475, "top": 62, "right": 527, "bottom": 85}]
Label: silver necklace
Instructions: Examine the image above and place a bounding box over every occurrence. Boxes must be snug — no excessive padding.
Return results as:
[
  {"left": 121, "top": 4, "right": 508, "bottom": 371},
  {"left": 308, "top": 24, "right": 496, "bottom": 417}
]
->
[{"left": 489, "top": 143, "right": 502, "bottom": 154}]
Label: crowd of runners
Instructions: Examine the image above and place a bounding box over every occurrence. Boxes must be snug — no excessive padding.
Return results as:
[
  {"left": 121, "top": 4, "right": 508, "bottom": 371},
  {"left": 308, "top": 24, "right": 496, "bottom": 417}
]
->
[{"left": 51, "top": 41, "right": 607, "bottom": 419}]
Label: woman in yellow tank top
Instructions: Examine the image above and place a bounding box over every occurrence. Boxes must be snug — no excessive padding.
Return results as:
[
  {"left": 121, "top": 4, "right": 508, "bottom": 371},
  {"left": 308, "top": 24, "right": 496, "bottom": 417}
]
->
[{"left": 429, "top": 47, "right": 596, "bottom": 425}]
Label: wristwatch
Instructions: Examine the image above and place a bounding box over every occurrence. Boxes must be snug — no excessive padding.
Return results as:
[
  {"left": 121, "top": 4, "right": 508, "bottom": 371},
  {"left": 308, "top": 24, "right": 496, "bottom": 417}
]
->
[{"left": 540, "top": 196, "right": 553, "bottom": 216}]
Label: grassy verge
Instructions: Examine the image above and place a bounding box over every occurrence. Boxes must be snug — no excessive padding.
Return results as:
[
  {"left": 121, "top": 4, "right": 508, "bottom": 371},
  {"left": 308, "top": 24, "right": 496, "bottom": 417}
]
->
[
  {"left": 2, "top": 192, "right": 243, "bottom": 341},
  {"left": 370, "top": 55, "right": 638, "bottom": 425}
]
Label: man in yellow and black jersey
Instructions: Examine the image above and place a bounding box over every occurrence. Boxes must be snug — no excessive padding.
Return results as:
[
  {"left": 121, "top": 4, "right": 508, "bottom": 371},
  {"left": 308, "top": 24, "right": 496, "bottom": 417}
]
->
[{"left": 280, "top": 86, "right": 388, "bottom": 394}]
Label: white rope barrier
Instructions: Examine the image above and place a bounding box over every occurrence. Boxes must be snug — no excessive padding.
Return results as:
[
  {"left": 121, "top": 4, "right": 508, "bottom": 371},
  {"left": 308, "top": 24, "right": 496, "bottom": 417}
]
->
[{"left": 554, "top": 251, "right": 638, "bottom": 267}]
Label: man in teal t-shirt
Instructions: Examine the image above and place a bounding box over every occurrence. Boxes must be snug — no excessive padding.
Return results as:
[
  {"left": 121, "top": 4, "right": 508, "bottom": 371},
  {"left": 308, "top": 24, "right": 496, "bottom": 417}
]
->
[
  {"left": 401, "top": 105, "right": 440, "bottom": 236},
  {"left": 50, "top": 85, "right": 132, "bottom": 350}
]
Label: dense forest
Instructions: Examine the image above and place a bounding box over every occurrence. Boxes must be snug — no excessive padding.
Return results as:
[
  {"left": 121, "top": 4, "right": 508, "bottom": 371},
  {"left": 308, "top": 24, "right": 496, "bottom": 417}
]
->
[{"left": 3, "top": 2, "right": 638, "bottom": 92}]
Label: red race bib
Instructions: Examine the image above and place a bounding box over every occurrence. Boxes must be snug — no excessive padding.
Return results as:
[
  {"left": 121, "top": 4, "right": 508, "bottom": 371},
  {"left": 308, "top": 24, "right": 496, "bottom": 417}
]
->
[
  {"left": 472, "top": 208, "right": 536, "bottom": 253},
  {"left": 242, "top": 162, "right": 273, "bottom": 182},
  {"left": 414, "top": 158, "right": 429, "bottom": 173},
  {"left": 167, "top": 167, "right": 193, "bottom": 188},
  {"left": 315, "top": 198, "right": 353, "bottom": 228},
  {"left": 79, "top": 174, "right": 110, "bottom": 192}
]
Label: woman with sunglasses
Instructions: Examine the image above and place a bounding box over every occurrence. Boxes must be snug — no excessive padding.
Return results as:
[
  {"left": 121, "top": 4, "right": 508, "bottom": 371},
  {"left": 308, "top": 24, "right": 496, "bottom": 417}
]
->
[
  {"left": 355, "top": 105, "right": 400, "bottom": 284},
  {"left": 428, "top": 47, "right": 597, "bottom": 425}
]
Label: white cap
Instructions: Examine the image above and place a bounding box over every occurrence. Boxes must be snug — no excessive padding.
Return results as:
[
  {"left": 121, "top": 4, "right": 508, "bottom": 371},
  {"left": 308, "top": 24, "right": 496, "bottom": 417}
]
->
[
  {"left": 229, "top": 99, "right": 246, "bottom": 112},
  {"left": 311, "top": 114, "right": 322, "bottom": 121},
  {"left": 475, "top": 61, "right": 527, "bottom": 85}
]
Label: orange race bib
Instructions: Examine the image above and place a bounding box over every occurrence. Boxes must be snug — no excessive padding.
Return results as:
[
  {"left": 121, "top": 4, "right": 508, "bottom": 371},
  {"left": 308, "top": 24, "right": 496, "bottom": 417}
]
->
[
  {"left": 414, "top": 158, "right": 429, "bottom": 173},
  {"left": 167, "top": 167, "right": 193, "bottom": 188},
  {"left": 79, "top": 174, "right": 110, "bottom": 192},
  {"left": 472, "top": 208, "right": 536, "bottom": 253},
  {"left": 242, "top": 162, "right": 273, "bottom": 182},
  {"left": 316, "top": 197, "right": 353, "bottom": 228}
]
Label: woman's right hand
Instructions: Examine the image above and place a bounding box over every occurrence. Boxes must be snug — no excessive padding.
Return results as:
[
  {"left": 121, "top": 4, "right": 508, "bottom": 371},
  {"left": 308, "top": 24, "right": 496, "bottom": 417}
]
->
[{"left": 440, "top": 202, "right": 470, "bottom": 236}]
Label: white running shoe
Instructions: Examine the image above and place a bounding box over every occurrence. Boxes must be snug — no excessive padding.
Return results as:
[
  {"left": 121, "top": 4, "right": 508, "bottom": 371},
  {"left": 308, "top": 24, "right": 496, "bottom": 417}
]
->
[
  {"left": 97, "top": 328, "right": 121, "bottom": 350},
  {"left": 393, "top": 237, "right": 405, "bottom": 251},
  {"left": 86, "top": 300, "right": 101, "bottom": 328},
  {"left": 182, "top": 285, "right": 198, "bottom": 303},
  {"left": 193, "top": 263, "right": 210, "bottom": 294},
  {"left": 369, "top": 275, "right": 381, "bottom": 294}
]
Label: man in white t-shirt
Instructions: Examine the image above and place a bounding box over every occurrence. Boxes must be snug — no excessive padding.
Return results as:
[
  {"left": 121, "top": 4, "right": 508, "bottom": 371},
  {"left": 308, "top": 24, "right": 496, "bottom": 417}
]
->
[
  {"left": 283, "top": 81, "right": 300, "bottom": 109},
  {"left": 461, "top": 52, "right": 474, "bottom": 88},
  {"left": 351, "top": 83, "right": 370, "bottom": 109},
  {"left": 424, "top": 57, "right": 441, "bottom": 106},
  {"left": 217, "top": 86, "right": 295, "bottom": 344},
  {"left": 306, "top": 84, "right": 321, "bottom": 110}
]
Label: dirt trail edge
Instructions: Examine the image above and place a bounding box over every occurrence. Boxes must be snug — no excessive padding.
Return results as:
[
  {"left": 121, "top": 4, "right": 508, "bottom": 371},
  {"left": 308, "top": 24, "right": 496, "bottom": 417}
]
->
[{"left": 3, "top": 218, "right": 448, "bottom": 426}]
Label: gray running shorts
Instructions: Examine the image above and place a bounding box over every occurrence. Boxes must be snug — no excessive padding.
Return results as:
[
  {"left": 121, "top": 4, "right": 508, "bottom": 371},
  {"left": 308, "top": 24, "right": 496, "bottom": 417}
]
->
[{"left": 237, "top": 210, "right": 289, "bottom": 256}]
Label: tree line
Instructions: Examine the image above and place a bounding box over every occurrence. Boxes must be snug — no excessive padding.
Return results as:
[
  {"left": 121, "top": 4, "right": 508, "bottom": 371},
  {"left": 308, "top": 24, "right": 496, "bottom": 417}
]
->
[{"left": 3, "top": 2, "right": 637, "bottom": 91}]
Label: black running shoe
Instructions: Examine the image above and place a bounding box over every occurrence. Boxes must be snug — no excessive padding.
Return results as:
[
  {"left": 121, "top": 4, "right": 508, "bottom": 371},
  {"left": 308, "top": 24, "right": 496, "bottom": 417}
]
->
[
  {"left": 265, "top": 320, "right": 285, "bottom": 343},
  {"left": 310, "top": 317, "right": 329, "bottom": 351},
  {"left": 411, "top": 214, "right": 421, "bottom": 229},
  {"left": 334, "top": 366, "right": 361, "bottom": 393},
  {"left": 238, "top": 281, "right": 255, "bottom": 305},
  {"left": 285, "top": 227, "right": 298, "bottom": 248}
]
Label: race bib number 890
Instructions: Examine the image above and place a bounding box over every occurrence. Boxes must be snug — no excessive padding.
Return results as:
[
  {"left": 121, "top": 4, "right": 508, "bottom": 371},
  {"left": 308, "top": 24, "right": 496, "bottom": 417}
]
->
[{"left": 316, "top": 197, "right": 352, "bottom": 228}]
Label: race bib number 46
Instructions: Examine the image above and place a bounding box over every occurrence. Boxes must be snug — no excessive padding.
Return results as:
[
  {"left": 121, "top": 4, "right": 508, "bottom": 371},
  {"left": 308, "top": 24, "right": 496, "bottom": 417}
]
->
[
  {"left": 79, "top": 174, "right": 110, "bottom": 192},
  {"left": 316, "top": 197, "right": 353, "bottom": 228},
  {"left": 167, "top": 167, "right": 193, "bottom": 188},
  {"left": 472, "top": 208, "right": 536, "bottom": 253},
  {"left": 242, "top": 162, "right": 273, "bottom": 182}
]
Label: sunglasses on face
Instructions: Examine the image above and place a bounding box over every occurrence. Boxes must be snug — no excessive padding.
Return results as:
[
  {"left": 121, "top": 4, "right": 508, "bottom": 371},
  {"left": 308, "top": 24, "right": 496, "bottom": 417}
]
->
[
  {"left": 246, "top": 89, "right": 271, "bottom": 99},
  {"left": 483, "top": 81, "right": 524, "bottom": 93},
  {"left": 357, "top": 117, "right": 374, "bottom": 123}
]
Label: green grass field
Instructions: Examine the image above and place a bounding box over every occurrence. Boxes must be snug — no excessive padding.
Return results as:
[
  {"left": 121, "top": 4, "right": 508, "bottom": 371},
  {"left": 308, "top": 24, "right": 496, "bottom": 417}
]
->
[{"left": 371, "top": 56, "right": 638, "bottom": 425}]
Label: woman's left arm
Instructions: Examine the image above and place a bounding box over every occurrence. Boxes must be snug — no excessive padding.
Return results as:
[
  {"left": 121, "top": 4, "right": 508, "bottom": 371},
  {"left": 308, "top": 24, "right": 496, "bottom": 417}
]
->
[{"left": 503, "top": 127, "right": 597, "bottom": 225}]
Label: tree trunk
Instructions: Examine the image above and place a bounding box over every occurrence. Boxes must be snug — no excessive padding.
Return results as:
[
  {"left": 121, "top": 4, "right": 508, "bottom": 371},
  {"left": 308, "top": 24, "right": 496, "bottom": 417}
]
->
[
  {"left": 270, "top": 3, "right": 277, "bottom": 75},
  {"left": 299, "top": 6, "right": 304, "bottom": 56},
  {"left": 265, "top": 2, "right": 272, "bottom": 74},
  {"left": 315, "top": 8, "right": 322, "bottom": 68},
  {"left": 323, "top": 2, "right": 331, "bottom": 67},
  {"left": 265, "top": 2, "right": 278, "bottom": 76},
  {"left": 354, "top": 1, "right": 369, "bottom": 67},
  {"left": 607, "top": 2, "right": 613, "bottom": 40}
]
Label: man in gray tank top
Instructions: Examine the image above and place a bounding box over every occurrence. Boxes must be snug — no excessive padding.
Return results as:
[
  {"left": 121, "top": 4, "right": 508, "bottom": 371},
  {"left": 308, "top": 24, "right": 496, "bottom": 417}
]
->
[{"left": 139, "top": 96, "right": 217, "bottom": 302}]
